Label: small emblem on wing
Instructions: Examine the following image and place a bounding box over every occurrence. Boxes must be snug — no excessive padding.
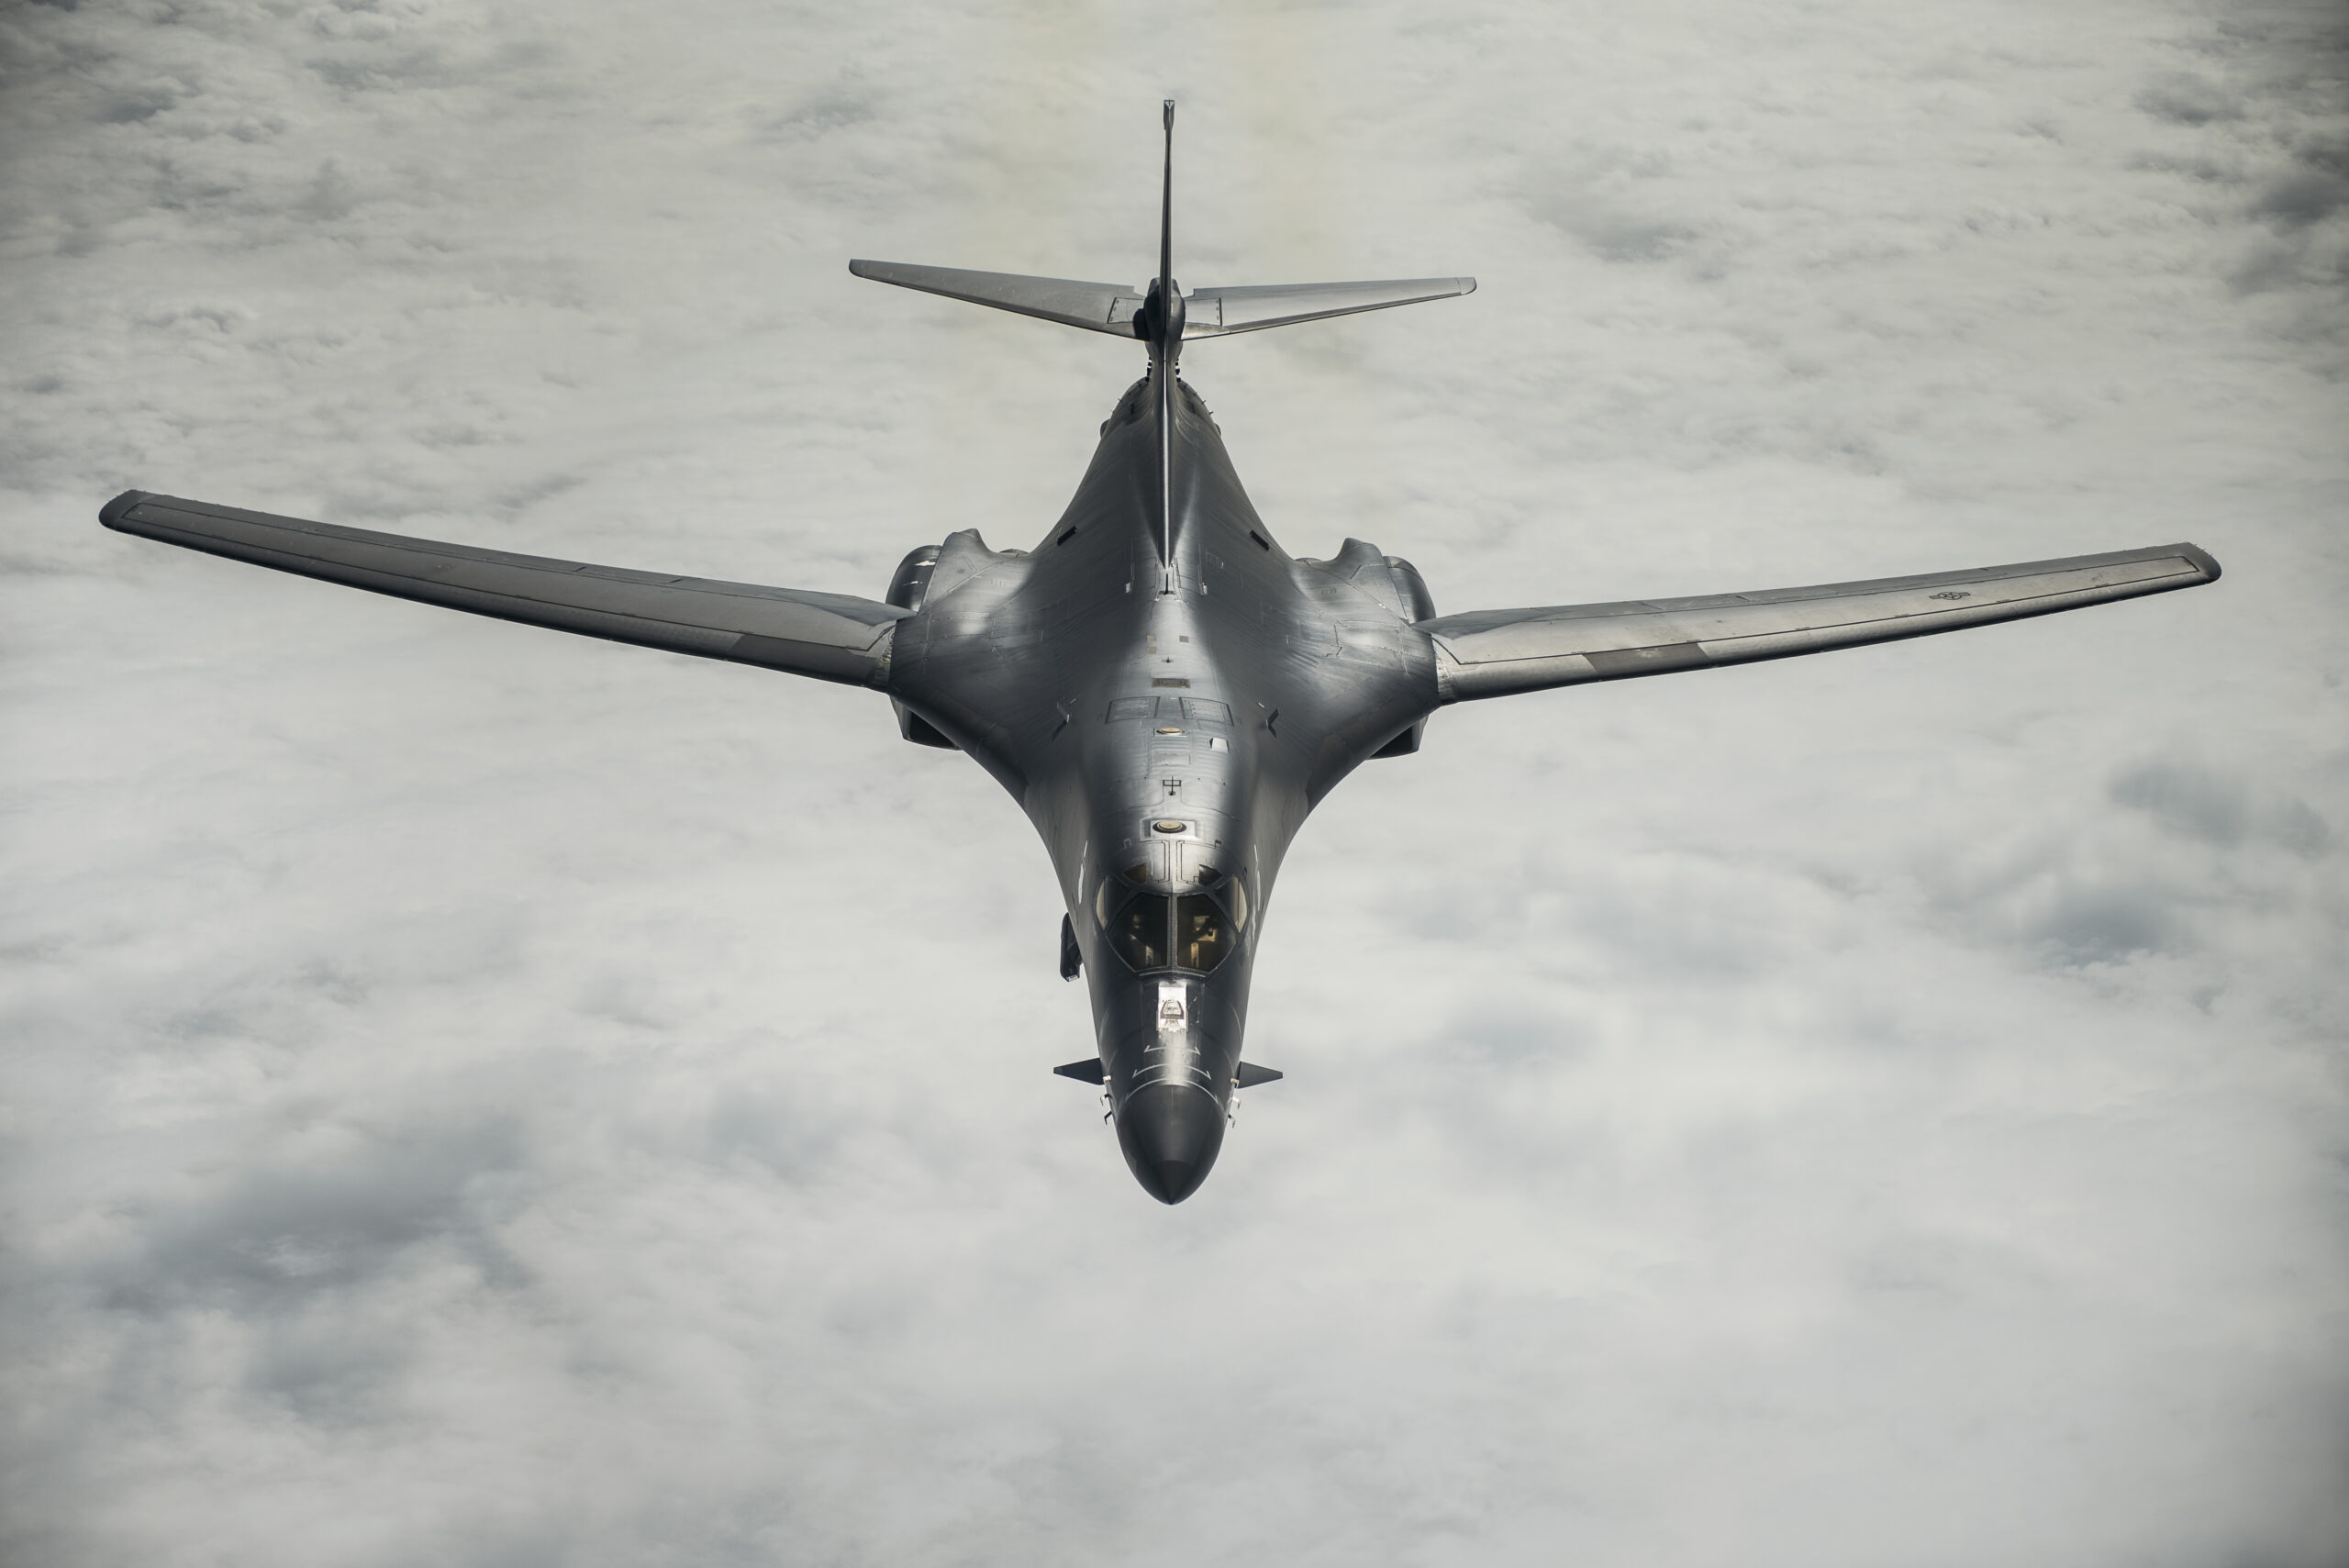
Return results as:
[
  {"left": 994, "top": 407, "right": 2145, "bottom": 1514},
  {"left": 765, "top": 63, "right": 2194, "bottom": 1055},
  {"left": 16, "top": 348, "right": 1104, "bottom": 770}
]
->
[{"left": 1929, "top": 590, "right": 1974, "bottom": 601}]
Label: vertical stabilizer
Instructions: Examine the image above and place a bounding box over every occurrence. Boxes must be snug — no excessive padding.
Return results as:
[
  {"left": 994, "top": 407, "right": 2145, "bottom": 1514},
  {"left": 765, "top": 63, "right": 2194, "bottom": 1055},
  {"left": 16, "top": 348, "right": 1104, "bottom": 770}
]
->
[
  {"left": 1151, "top": 99, "right": 1182, "bottom": 588},
  {"left": 1135, "top": 99, "right": 1184, "bottom": 356},
  {"left": 1158, "top": 99, "right": 1175, "bottom": 313}
]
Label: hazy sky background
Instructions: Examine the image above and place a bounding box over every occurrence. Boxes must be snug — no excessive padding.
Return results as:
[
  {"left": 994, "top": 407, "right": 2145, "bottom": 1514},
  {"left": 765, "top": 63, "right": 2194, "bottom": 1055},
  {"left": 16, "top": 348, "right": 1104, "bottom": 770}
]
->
[{"left": 4, "top": 1, "right": 2345, "bottom": 1564}]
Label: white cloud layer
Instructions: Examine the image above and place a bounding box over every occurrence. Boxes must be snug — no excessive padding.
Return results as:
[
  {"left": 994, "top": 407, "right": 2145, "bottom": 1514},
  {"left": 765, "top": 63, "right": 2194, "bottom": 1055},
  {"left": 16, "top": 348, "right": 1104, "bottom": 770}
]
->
[{"left": 3, "top": 2, "right": 2344, "bottom": 1564}]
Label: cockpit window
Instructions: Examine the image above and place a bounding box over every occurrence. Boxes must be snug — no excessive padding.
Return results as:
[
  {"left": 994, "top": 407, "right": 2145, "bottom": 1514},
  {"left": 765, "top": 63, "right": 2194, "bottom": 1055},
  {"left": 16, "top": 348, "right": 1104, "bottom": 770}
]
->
[
  {"left": 1174, "top": 895, "right": 1231, "bottom": 973},
  {"left": 1107, "top": 894, "right": 1171, "bottom": 972},
  {"left": 1100, "top": 884, "right": 1240, "bottom": 974}
]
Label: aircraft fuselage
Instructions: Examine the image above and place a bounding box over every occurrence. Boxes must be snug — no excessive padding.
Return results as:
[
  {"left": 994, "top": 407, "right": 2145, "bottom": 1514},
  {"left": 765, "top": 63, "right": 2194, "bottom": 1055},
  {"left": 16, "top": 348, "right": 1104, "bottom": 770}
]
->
[{"left": 886, "top": 368, "right": 1439, "bottom": 1201}]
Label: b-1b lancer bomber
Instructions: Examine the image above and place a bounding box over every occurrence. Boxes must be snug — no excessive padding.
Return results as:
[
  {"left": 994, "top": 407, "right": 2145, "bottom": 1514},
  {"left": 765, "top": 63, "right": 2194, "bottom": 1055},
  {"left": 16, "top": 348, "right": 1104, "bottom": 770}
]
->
[{"left": 101, "top": 105, "right": 2221, "bottom": 1202}]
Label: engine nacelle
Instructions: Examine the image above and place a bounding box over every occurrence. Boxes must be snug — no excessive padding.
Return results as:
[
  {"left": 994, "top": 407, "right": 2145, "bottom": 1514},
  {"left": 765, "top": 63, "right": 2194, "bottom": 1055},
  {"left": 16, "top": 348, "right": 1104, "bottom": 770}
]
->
[
  {"left": 1372, "top": 555, "right": 1433, "bottom": 759},
  {"left": 886, "top": 543, "right": 941, "bottom": 610},
  {"left": 1383, "top": 554, "right": 1437, "bottom": 623},
  {"left": 885, "top": 544, "right": 958, "bottom": 749}
]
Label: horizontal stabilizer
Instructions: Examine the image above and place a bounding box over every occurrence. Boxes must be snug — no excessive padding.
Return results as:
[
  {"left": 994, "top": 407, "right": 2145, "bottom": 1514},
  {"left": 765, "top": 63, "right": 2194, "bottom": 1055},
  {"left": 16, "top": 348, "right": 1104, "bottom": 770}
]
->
[
  {"left": 851, "top": 261, "right": 1475, "bottom": 342},
  {"left": 1053, "top": 1059, "right": 1107, "bottom": 1084},
  {"left": 851, "top": 261, "right": 1142, "bottom": 338},
  {"left": 1234, "top": 1062, "right": 1284, "bottom": 1088},
  {"left": 1183, "top": 278, "right": 1475, "bottom": 338}
]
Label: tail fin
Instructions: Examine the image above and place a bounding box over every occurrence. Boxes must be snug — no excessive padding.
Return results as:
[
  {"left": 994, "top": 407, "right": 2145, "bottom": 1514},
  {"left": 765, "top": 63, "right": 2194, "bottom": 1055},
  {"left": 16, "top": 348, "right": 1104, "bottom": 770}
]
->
[{"left": 1158, "top": 99, "right": 1175, "bottom": 310}]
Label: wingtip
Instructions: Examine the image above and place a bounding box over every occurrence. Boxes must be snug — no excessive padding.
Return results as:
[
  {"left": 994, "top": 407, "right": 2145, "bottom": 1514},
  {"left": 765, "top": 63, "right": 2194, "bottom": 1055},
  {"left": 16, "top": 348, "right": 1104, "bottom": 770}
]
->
[
  {"left": 1460, "top": 276, "right": 1478, "bottom": 295},
  {"left": 2177, "top": 542, "right": 2221, "bottom": 583},
  {"left": 99, "top": 489, "right": 150, "bottom": 529}
]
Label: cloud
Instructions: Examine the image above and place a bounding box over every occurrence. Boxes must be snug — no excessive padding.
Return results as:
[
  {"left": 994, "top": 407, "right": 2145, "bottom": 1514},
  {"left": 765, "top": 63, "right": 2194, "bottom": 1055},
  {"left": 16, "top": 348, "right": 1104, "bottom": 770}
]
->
[
  {"left": 3, "top": 1, "right": 2345, "bottom": 1566},
  {"left": 2112, "top": 757, "right": 2333, "bottom": 857}
]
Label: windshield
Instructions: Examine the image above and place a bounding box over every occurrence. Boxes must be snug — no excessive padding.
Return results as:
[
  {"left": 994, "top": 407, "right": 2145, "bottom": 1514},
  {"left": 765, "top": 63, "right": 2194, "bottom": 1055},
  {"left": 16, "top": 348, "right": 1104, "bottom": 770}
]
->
[
  {"left": 1107, "top": 893, "right": 1171, "bottom": 972},
  {"left": 1103, "top": 887, "right": 1236, "bottom": 974},
  {"left": 1174, "top": 895, "right": 1231, "bottom": 973}
]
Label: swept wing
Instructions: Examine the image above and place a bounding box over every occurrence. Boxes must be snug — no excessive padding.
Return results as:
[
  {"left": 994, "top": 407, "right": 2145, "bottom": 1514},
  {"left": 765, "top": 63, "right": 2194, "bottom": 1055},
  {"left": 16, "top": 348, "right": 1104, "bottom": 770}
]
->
[
  {"left": 1421, "top": 542, "right": 2220, "bottom": 701},
  {"left": 99, "top": 491, "right": 907, "bottom": 686}
]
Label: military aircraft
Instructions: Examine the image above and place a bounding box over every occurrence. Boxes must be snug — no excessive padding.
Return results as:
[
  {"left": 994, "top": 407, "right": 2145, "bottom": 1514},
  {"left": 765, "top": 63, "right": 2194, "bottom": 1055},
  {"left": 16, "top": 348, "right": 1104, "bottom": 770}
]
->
[{"left": 100, "top": 104, "right": 2219, "bottom": 1203}]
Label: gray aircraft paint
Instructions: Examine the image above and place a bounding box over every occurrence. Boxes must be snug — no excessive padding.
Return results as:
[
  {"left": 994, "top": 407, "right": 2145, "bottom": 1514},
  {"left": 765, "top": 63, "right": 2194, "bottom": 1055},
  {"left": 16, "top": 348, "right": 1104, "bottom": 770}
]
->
[{"left": 95, "top": 106, "right": 2220, "bottom": 1203}]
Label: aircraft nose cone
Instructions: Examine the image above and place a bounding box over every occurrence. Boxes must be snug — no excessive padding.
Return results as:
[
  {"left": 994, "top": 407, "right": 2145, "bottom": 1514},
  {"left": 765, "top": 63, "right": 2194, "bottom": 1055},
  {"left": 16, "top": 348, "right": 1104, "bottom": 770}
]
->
[{"left": 1114, "top": 1083, "right": 1226, "bottom": 1204}]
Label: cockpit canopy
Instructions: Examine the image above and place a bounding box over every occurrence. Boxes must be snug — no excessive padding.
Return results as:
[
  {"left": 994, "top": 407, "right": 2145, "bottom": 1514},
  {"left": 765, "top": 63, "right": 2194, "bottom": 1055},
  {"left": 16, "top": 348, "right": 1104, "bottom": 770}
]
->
[
  {"left": 1107, "top": 891, "right": 1231, "bottom": 973},
  {"left": 1097, "top": 861, "right": 1248, "bottom": 974}
]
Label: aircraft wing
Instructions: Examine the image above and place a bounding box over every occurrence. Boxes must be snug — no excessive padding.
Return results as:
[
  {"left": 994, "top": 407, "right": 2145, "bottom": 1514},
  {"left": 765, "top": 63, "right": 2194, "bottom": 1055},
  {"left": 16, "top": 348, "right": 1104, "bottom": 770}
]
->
[
  {"left": 1419, "top": 541, "right": 2220, "bottom": 702},
  {"left": 99, "top": 491, "right": 908, "bottom": 687}
]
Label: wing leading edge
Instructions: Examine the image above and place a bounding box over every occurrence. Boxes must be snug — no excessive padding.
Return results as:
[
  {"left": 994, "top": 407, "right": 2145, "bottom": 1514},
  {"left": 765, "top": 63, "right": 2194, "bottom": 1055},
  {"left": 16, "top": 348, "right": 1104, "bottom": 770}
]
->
[
  {"left": 1420, "top": 542, "right": 2220, "bottom": 702},
  {"left": 99, "top": 492, "right": 907, "bottom": 686}
]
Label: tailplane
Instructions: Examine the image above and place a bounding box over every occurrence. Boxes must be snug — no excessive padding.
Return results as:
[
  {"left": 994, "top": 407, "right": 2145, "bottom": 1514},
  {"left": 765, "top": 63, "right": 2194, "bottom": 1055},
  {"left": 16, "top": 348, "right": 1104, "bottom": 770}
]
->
[
  {"left": 1181, "top": 277, "right": 1476, "bottom": 336},
  {"left": 847, "top": 261, "right": 1475, "bottom": 341},
  {"left": 850, "top": 103, "right": 1473, "bottom": 343},
  {"left": 845, "top": 261, "right": 1147, "bottom": 338}
]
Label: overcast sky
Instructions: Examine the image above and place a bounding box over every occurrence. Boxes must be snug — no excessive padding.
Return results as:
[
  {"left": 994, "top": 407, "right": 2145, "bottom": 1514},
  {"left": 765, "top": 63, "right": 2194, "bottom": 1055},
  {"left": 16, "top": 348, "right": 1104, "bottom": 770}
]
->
[{"left": 4, "top": 1, "right": 2345, "bottom": 1564}]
